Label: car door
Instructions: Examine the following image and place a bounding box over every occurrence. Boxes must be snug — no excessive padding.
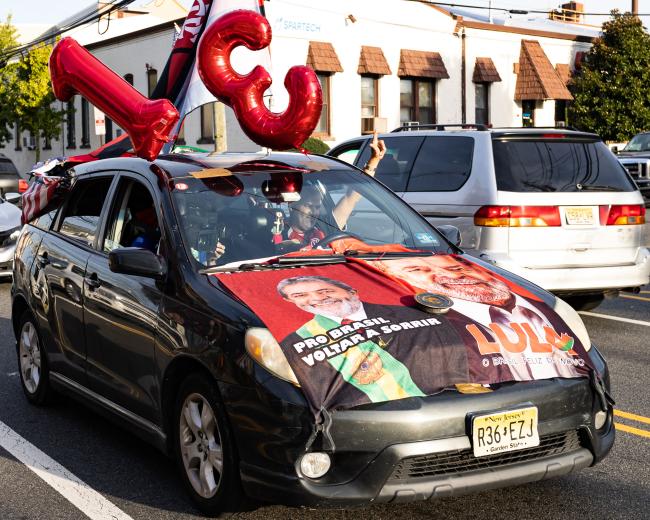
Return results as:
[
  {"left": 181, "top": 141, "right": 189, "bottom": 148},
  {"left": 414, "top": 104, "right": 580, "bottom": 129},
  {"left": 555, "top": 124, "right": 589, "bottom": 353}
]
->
[
  {"left": 83, "top": 173, "right": 165, "bottom": 422},
  {"left": 32, "top": 175, "right": 115, "bottom": 384}
]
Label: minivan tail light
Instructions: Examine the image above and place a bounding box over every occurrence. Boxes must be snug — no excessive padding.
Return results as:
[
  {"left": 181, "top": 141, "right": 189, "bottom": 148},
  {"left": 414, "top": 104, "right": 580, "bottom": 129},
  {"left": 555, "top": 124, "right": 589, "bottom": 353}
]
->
[
  {"left": 474, "top": 206, "right": 561, "bottom": 227},
  {"left": 18, "top": 179, "right": 28, "bottom": 193},
  {"left": 603, "top": 204, "right": 646, "bottom": 225}
]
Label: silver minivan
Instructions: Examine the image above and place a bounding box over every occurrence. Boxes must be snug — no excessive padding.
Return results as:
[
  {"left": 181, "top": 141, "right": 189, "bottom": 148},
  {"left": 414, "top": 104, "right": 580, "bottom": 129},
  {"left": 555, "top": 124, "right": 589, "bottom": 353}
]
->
[{"left": 328, "top": 126, "right": 650, "bottom": 310}]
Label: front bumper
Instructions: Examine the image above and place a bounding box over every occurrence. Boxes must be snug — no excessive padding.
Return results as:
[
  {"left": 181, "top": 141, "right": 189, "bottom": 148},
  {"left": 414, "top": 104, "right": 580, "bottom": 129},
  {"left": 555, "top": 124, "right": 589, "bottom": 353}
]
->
[{"left": 227, "top": 373, "right": 614, "bottom": 507}]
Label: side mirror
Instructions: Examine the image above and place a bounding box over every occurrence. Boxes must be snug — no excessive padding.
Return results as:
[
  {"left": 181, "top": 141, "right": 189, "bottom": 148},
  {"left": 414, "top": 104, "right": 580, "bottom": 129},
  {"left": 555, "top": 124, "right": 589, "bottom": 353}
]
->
[
  {"left": 108, "top": 247, "right": 167, "bottom": 279},
  {"left": 437, "top": 225, "right": 462, "bottom": 247},
  {"left": 5, "top": 192, "right": 21, "bottom": 205},
  {"left": 611, "top": 146, "right": 619, "bottom": 155}
]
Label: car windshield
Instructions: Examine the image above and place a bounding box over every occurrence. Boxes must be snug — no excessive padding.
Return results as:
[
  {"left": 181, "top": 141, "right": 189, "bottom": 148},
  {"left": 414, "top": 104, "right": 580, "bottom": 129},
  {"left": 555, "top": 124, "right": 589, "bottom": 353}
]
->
[
  {"left": 623, "top": 134, "right": 650, "bottom": 152},
  {"left": 492, "top": 139, "right": 636, "bottom": 192},
  {"left": 170, "top": 166, "right": 448, "bottom": 268}
]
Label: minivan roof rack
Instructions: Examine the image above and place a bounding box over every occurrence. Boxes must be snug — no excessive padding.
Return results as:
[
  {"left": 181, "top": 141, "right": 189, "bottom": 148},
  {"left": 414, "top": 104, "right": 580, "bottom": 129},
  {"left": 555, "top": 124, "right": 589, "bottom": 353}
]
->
[{"left": 391, "top": 123, "right": 489, "bottom": 132}]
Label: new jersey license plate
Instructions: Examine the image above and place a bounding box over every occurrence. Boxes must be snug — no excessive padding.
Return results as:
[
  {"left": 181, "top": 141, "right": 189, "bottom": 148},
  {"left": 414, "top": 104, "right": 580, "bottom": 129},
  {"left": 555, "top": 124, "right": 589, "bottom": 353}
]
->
[
  {"left": 564, "top": 206, "right": 594, "bottom": 226},
  {"left": 472, "top": 407, "right": 539, "bottom": 457}
]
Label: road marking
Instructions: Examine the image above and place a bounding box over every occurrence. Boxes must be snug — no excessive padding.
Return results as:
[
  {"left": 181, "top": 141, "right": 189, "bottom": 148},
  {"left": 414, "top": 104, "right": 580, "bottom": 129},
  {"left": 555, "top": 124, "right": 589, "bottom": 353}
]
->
[
  {"left": 620, "top": 293, "right": 650, "bottom": 303},
  {"left": 615, "top": 409, "right": 650, "bottom": 426},
  {"left": 579, "top": 311, "right": 650, "bottom": 327},
  {"left": 0, "top": 420, "right": 133, "bottom": 520},
  {"left": 615, "top": 423, "right": 650, "bottom": 439}
]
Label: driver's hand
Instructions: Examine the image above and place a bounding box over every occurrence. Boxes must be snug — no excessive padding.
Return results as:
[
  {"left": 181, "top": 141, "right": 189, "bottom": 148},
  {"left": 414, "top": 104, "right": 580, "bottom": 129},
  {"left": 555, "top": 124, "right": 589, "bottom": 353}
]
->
[{"left": 206, "top": 241, "right": 226, "bottom": 266}]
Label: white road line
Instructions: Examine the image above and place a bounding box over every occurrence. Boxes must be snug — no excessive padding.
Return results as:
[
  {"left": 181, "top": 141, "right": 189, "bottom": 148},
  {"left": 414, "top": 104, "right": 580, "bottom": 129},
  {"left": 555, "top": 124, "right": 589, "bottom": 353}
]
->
[
  {"left": 0, "top": 420, "right": 133, "bottom": 520},
  {"left": 579, "top": 311, "right": 650, "bottom": 327}
]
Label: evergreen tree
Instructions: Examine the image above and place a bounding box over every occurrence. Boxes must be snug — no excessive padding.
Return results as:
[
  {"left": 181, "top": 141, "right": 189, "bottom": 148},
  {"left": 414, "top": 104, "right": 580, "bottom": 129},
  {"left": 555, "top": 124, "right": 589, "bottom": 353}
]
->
[{"left": 570, "top": 11, "right": 650, "bottom": 141}]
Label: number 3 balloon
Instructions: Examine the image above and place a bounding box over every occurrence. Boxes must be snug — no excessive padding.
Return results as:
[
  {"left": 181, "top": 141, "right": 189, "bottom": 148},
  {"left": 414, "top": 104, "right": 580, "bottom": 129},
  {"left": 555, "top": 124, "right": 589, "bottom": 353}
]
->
[{"left": 197, "top": 9, "right": 322, "bottom": 151}]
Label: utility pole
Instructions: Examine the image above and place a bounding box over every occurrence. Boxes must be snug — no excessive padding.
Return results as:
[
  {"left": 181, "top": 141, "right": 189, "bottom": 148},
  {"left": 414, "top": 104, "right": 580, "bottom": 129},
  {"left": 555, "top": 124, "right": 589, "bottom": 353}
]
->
[
  {"left": 633, "top": 0, "right": 639, "bottom": 16},
  {"left": 213, "top": 102, "right": 227, "bottom": 153}
]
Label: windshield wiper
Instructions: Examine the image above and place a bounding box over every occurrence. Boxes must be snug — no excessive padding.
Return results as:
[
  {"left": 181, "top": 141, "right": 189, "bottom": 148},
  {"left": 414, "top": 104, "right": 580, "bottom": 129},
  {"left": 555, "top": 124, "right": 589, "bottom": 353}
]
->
[
  {"left": 277, "top": 254, "right": 347, "bottom": 266},
  {"left": 576, "top": 184, "right": 621, "bottom": 191}
]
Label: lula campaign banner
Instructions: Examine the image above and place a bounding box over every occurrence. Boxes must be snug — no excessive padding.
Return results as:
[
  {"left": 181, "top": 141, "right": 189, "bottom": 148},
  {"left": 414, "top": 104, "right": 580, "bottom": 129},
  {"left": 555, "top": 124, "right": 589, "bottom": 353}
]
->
[{"left": 216, "top": 255, "right": 592, "bottom": 415}]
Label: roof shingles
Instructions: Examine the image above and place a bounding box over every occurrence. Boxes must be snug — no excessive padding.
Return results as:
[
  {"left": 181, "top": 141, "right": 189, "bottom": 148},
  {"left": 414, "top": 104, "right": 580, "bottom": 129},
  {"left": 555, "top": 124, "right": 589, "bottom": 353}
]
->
[
  {"left": 357, "top": 46, "right": 391, "bottom": 75},
  {"left": 398, "top": 49, "right": 449, "bottom": 79},
  {"left": 473, "top": 57, "right": 502, "bottom": 83},
  {"left": 514, "top": 40, "right": 573, "bottom": 101},
  {"left": 306, "top": 41, "right": 343, "bottom": 73}
]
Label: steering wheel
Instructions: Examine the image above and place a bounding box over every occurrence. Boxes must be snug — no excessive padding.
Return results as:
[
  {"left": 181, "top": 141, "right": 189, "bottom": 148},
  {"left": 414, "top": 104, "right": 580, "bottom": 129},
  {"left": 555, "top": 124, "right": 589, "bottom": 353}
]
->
[{"left": 318, "top": 231, "right": 363, "bottom": 248}]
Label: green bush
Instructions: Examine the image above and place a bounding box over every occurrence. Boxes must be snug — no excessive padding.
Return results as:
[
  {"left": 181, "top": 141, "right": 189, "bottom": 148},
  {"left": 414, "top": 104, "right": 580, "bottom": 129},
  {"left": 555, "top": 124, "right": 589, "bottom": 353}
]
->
[{"left": 285, "top": 136, "right": 330, "bottom": 154}]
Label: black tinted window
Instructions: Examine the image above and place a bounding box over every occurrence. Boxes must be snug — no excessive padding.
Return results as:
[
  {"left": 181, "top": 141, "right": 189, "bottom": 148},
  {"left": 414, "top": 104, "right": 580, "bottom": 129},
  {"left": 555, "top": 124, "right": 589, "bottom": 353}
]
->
[
  {"left": 357, "top": 136, "right": 424, "bottom": 191},
  {"left": 58, "top": 177, "right": 113, "bottom": 246},
  {"left": 406, "top": 136, "right": 474, "bottom": 192},
  {"left": 493, "top": 139, "right": 636, "bottom": 192},
  {"left": 0, "top": 159, "right": 18, "bottom": 175}
]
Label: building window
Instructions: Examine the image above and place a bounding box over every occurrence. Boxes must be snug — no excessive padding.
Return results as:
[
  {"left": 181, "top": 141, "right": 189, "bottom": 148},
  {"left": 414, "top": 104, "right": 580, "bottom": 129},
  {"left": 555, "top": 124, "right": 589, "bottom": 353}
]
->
[
  {"left": 176, "top": 119, "right": 186, "bottom": 145},
  {"left": 66, "top": 100, "right": 75, "bottom": 149},
  {"left": 361, "top": 76, "right": 378, "bottom": 134},
  {"left": 105, "top": 118, "right": 113, "bottom": 141},
  {"left": 81, "top": 98, "right": 90, "bottom": 147},
  {"left": 475, "top": 83, "right": 489, "bottom": 125},
  {"left": 522, "top": 100, "right": 536, "bottom": 127},
  {"left": 314, "top": 73, "right": 331, "bottom": 136},
  {"left": 124, "top": 73, "right": 134, "bottom": 85},
  {"left": 14, "top": 123, "right": 22, "bottom": 151},
  {"left": 147, "top": 68, "right": 157, "bottom": 97},
  {"left": 400, "top": 79, "right": 435, "bottom": 125},
  {"left": 555, "top": 100, "right": 567, "bottom": 126},
  {"left": 198, "top": 103, "right": 215, "bottom": 144},
  {"left": 43, "top": 134, "right": 52, "bottom": 150}
]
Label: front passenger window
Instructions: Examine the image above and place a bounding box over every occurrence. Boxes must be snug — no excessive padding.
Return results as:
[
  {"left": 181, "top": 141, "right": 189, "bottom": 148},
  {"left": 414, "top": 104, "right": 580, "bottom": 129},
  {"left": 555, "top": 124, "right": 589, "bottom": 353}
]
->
[{"left": 58, "top": 177, "right": 113, "bottom": 247}]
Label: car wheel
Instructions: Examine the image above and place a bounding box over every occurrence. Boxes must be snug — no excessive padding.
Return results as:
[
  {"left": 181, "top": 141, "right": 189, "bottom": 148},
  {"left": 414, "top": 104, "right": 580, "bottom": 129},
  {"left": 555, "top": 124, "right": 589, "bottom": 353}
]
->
[
  {"left": 173, "top": 374, "right": 242, "bottom": 516},
  {"left": 16, "top": 311, "right": 52, "bottom": 405},
  {"left": 564, "top": 294, "right": 604, "bottom": 312}
]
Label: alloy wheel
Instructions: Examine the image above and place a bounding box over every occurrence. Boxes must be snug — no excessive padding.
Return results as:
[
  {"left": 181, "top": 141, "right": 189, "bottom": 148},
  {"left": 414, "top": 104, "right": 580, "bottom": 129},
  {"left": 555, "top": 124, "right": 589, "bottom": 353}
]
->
[
  {"left": 19, "top": 321, "right": 41, "bottom": 394},
  {"left": 179, "top": 392, "right": 224, "bottom": 499}
]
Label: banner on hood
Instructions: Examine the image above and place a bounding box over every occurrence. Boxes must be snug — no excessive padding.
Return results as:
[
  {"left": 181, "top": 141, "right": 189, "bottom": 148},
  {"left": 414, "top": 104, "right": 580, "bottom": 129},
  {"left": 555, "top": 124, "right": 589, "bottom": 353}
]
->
[{"left": 216, "top": 255, "right": 592, "bottom": 415}]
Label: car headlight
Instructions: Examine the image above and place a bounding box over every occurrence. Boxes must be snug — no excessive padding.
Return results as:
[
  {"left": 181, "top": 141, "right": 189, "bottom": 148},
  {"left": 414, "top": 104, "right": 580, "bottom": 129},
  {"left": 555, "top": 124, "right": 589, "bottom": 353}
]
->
[
  {"left": 245, "top": 327, "right": 300, "bottom": 386},
  {"left": 553, "top": 296, "right": 591, "bottom": 351}
]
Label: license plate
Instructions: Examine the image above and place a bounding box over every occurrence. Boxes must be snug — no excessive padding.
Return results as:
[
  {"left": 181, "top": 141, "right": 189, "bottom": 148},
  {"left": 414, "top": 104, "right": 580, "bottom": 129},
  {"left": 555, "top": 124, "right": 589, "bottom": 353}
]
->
[
  {"left": 472, "top": 407, "right": 539, "bottom": 457},
  {"left": 564, "top": 207, "right": 594, "bottom": 226}
]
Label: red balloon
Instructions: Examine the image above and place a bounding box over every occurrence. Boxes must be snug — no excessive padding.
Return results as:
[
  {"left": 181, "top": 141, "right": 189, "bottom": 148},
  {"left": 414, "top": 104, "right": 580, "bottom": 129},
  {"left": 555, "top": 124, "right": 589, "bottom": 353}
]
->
[
  {"left": 50, "top": 37, "right": 179, "bottom": 161},
  {"left": 197, "top": 10, "right": 322, "bottom": 151}
]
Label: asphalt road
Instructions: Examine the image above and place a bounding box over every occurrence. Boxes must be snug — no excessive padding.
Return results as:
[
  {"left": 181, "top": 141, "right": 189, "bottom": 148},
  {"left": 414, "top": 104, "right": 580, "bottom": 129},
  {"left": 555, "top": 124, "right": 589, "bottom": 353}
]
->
[{"left": 1, "top": 282, "right": 649, "bottom": 520}]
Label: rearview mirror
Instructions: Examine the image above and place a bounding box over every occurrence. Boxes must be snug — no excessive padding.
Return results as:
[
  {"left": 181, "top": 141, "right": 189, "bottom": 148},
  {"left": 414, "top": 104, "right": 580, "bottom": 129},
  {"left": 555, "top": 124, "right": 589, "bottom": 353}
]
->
[
  {"left": 108, "top": 247, "right": 167, "bottom": 279},
  {"left": 437, "top": 225, "right": 462, "bottom": 247},
  {"left": 5, "top": 192, "right": 21, "bottom": 205}
]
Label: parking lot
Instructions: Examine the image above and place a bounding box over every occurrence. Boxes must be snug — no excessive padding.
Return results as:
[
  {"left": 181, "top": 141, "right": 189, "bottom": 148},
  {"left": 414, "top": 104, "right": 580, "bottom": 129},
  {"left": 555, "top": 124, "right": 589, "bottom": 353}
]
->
[{"left": 0, "top": 282, "right": 648, "bottom": 520}]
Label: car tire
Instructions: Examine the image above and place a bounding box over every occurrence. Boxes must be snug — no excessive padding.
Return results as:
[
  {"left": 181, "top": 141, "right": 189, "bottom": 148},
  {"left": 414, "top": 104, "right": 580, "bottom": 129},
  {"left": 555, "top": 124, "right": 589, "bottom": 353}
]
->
[
  {"left": 564, "top": 294, "right": 604, "bottom": 312},
  {"left": 16, "top": 310, "right": 52, "bottom": 405},
  {"left": 173, "top": 373, "right": 243, "bottom": 516}
]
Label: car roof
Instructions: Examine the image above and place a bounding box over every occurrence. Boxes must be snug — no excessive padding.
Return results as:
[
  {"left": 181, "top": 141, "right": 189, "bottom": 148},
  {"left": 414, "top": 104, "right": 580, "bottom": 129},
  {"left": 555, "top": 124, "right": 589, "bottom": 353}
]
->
[
  {"left": 347, "top": 126, "right": 600, "bottom": 141},
  {"left": 70, "top": 152, "right": 356, "bottom": 179}
]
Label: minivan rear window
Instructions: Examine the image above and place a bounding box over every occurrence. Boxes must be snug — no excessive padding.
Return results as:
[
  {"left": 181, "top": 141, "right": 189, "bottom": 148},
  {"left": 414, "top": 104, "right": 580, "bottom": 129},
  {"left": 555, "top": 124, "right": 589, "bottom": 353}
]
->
[{"left": 493, "top": 139, "right": 636, "bottom": 192}]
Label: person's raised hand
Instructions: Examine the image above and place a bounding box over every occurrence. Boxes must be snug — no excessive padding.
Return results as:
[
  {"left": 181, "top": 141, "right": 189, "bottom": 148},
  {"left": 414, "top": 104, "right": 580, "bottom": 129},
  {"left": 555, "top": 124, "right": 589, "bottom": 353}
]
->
[{"left": 364, "top": 130, "right": 386, "bottom": 176}]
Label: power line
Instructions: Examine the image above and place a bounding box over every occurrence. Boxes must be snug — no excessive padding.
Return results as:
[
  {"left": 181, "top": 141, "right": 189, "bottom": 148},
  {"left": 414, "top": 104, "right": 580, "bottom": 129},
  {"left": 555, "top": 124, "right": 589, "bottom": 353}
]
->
[
  {"left": 0, "top": 0, "right": 137, "bottom": 66},
  {"left": 413, "top": 0, "right": 650, "bottom": 17}
]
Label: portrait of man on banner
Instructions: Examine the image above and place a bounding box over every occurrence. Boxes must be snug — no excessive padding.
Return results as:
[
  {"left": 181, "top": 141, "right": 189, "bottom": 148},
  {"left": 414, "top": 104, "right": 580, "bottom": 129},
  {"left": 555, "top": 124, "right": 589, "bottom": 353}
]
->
[{"left": 369, "top": 255, "right": 587, "bottom": 381}]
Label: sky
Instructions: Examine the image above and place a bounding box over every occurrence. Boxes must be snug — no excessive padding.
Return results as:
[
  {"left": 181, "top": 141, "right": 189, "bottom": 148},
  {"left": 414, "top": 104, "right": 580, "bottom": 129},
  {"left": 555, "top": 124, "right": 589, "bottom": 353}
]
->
[{"left": 1, "top": 0, "right": 649, "bottom": 26}]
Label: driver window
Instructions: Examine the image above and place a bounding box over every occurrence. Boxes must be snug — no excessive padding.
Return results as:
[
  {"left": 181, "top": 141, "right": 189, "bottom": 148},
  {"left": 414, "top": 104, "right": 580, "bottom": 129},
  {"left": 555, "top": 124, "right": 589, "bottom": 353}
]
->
[{"left": 103, "top": 179, "right": 160, "bottom": 254}]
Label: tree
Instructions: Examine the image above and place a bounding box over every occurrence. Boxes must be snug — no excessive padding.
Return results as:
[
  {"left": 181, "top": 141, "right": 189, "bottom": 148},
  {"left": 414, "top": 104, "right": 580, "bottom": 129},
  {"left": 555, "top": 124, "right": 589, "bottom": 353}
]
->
[
  {"left": 569, "top": 11, "right": 650, "bottom": 142},
  {"left": 0, "top": 16, "right": 62, "bottom": 161}
]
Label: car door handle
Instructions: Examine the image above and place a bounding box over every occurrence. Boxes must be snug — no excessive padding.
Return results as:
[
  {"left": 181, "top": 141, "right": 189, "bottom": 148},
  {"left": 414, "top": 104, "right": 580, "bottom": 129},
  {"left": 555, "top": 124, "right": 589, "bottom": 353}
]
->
[
  {"left": 85, "top": 273, "right": 102, "bottom": 290},
  {"left": 36, "top": 253, "right": 49, "bottom": 267}
]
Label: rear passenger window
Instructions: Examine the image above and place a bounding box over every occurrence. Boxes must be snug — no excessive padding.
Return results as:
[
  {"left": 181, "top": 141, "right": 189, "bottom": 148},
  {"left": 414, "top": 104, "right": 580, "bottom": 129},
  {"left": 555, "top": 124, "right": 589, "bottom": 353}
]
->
[
  {"left": 58, "top": 177, "right": 113, "bottom": 247},
  {"left": 406, "top": 136, "right": 474, "bottom": 192},
  {"left": 357, "top": 136, "right": 424, "bottom": 192}
]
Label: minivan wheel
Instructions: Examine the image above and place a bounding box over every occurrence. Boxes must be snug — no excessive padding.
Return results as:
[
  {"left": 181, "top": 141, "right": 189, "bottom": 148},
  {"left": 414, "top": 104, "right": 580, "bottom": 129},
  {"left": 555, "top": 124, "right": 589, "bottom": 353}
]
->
[
  {"left": 173, "top": 374, "right": 242, "bottom": 516},
  {"left": 564, "top": 294, "right": 604, "bottom": 312},
  {"left": 16, "top": 311, "right": 52, "bottom": 405}
]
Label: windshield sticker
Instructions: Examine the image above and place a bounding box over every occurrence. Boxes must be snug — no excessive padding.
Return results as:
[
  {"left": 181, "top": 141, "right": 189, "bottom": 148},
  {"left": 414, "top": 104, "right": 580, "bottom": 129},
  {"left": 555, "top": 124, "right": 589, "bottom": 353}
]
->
[
  {"left": 190, "top": 168, "right": 233, "bottom": 178},
  {"left": 216, "top": 255, "right": 593, "bottom": 416},
  {"left": 414, "top": 232, "right": 438, "bottom": 245}
]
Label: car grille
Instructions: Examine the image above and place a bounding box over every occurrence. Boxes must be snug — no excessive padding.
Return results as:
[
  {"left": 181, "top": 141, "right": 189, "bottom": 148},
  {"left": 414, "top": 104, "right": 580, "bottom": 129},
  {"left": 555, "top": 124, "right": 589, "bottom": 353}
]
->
[
  {"left": 388, "top": 430, "right": 582, "bottom": 481},
  {"left": 620, "top": 160, "right": 650, "bottom": 206}
]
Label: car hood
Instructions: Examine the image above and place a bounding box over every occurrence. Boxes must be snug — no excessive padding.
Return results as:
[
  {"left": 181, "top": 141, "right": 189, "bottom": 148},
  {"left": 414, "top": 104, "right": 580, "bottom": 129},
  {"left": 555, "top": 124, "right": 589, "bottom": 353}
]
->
[
  {"left": 0, "top": 200, "right": 22, "bottom": 232},
  {"left": 617, "top": 151, "right": 650, "bottom": 159},
  {"left": 212, "top": 254, "right": 595, "bottom": 417}
]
